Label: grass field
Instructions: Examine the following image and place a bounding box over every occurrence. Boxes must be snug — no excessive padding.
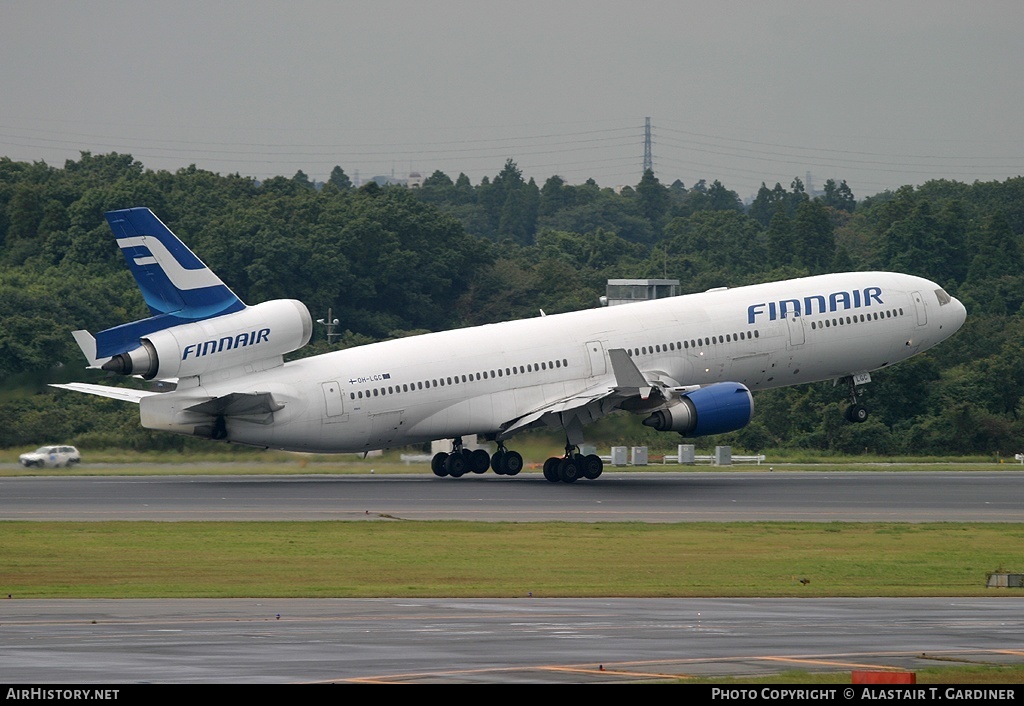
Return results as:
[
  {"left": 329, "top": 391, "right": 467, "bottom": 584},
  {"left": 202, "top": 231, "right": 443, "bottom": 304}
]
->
[{"left": 4, "top": 520, "right": 1023, "bottom": 599}]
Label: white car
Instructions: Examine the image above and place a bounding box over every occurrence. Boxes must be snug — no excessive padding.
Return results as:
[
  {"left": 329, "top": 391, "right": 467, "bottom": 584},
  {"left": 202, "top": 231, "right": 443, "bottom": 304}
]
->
[{"left": 19, "top": 445, "right": 81, "bottom": 468}]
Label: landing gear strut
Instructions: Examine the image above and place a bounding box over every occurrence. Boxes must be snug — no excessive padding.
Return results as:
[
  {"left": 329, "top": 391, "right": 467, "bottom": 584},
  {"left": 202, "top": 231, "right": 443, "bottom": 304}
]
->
[
  {"left": 491, "top": 442, "right": 524, "bottom": 476},
  {"left": 843, "top": 376, "right": 869, "bottom": 423}
]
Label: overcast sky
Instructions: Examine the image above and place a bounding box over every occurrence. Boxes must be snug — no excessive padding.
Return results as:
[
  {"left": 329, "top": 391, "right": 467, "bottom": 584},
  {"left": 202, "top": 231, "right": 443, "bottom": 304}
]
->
[{"left": 2, "top": 1, "right": 1022, "bottom": 200}]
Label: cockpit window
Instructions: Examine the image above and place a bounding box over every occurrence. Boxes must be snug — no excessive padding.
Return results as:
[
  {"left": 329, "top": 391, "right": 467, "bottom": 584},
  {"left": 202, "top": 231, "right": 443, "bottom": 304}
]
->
[{"left": 934, "top": 288, "right": 952, "bottom": 306}]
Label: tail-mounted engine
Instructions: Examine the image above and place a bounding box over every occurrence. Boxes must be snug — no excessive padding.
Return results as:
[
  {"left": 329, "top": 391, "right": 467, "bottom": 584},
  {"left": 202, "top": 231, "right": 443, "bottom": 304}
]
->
[
  {"left": 642, "top": 382, "right": 754, "bottom": 437},
  {"left": 101, "top": 299, "right": 312, "bottom": 380}
]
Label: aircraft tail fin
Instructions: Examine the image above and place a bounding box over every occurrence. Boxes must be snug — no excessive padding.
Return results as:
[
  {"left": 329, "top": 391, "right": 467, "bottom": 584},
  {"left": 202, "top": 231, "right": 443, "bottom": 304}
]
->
[
  {"left": 94, "top": 208, "right": 247, "bottom": 358},
  {"left": 105, "top": 208, "right": 244, "bottom": 318}
]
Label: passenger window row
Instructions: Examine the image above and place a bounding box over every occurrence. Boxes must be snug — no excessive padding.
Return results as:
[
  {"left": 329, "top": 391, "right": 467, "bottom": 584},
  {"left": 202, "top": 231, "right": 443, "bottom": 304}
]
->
[
  {"left": 351, "top": 358, "right": 571, "bottom": 400},
  {"left": 809, "top": 308, "right": 904, "bottom": 330},
  {"left": 627, "top": 329, "right": 762, "bottom": 358}
]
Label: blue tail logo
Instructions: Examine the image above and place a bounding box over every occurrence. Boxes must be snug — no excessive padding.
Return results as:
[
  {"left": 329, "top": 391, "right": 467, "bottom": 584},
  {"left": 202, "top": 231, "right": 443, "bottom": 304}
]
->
[{"left": 95, "top": 208, "right": 246, "bottom": 358}]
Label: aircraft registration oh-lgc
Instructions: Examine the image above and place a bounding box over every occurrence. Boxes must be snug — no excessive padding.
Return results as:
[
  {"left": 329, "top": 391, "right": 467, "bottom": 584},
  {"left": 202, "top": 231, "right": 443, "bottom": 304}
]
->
[{"left": 55, "top": 207, "right": 967, "bottom": 483}]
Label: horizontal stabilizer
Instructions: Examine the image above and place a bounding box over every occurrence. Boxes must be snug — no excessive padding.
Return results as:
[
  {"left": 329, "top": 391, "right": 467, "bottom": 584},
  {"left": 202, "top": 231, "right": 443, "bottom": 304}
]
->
[
  {"left": 49, "top": 382, "right": 158, "bottom": 404},
  {"left": 186, "top": 392, "right": 284, "bottom": 418},
  {"left": 71, "top": 330, "right": 111, "bottom": 369}
]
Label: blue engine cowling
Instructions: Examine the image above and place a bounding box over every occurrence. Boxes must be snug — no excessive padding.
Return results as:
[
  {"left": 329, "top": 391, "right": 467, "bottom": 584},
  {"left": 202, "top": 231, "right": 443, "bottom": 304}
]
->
[{"left": 642, "top": 382, "right": 754, "bottom": 437}]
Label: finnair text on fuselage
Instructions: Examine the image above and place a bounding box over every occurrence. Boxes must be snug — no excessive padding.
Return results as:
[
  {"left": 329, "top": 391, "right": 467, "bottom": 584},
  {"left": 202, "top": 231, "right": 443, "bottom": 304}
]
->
[
  {"left": 747, "top": 287, "right": 884, "bottom": 324},
  {"left": 182, "top": 328, "right": 270, "bottom": 360}
]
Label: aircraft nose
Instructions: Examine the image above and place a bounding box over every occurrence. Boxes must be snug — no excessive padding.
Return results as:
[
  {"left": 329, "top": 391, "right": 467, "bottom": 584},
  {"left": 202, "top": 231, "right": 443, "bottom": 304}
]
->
[{"left": 949, "top": 296, "right": 967, "bottom": 332}]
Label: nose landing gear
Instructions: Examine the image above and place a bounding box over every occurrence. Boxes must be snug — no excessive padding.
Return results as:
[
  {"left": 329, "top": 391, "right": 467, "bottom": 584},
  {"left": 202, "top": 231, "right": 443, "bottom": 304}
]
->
[{"left": 843, "top": 375, "right": 870, "bottom": 423}]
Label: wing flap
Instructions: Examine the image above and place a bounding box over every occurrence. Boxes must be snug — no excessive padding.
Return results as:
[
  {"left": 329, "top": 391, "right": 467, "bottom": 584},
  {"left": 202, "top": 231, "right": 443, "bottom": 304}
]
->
[
  {"left": 185, "top": 392, "right": 284, "bottom": 422},
  {"left": 498, "top": 348, "right": 669, "bottom": 439},
  {"left": 498, "top": 383, "right": 633, "bottom": 439}
]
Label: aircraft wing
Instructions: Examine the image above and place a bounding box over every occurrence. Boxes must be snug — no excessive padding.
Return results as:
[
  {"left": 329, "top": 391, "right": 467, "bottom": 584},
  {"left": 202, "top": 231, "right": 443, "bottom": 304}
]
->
[
  {"left": 49, "top": 383, "right": 159, "bottom": 404},
  {"left": 498, "top": 348, "right": 667, "bottom": 440},
  {"left": 497, "top": 386, "right": 620, "bottom": 439}
]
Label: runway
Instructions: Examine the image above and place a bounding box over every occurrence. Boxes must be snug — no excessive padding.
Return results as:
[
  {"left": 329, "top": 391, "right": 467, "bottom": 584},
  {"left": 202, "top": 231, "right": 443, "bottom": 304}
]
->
[
  {"left": 3, "top": 597, "right": 1024, "bottom": 684},
  {"left": 3, "top": 469, "right": 1024, "bottom": 522},
  {"left": 3, "top": 469, "right": 1023, "bottom": 683}
]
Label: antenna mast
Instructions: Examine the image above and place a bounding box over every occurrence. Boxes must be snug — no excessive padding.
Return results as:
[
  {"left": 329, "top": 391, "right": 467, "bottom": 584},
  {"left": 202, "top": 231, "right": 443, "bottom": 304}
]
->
[{"left": 643, "top": 117, "right": 653, "bottom": 174}]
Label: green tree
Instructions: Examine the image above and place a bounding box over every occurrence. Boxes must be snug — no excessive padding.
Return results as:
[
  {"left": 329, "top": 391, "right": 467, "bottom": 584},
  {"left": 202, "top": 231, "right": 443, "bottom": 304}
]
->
[
  {"left": 477, "top": 159, "right": 538, "bottom": 244},
  {"left": 791, "top": 199, "right": 834, "bottom": 273},
  {"left": 821, "top": 178, "right": 856, "bottom": 213},
  {"left": 292, "top": 170, "right": 315, "bottom": 190},
  {"left": 766, "top": 209, "right": 795, "bottom": 269},
  {"left": 539, "top": 175, "right": 572, "bottom": 216},
  {"left": 635, "top": 168, "right": 669, "bottom": 225},
  {"left": 879, "top": 201, "right": 948, "bottom": 281},
  {"left": 327, "top": 166, "right": 353, "bottom": 192},
  {"left": 417, "top": 170, "right": 454, "bottom": 204},
  {"left": 706, "top": 180, "right": 743, "bottom": 212}
]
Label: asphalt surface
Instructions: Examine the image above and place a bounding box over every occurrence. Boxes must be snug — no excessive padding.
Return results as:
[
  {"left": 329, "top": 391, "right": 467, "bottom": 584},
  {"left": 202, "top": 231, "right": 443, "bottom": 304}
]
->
[
  {"left": 3, "top": 597, "right": 1024, "bottom": 684},
  {"left": 2, "top": 469, "right": 1024, "bottom": 522},
  {"left": 3, "top": 470, "right": 1023, "bottom": 684}
]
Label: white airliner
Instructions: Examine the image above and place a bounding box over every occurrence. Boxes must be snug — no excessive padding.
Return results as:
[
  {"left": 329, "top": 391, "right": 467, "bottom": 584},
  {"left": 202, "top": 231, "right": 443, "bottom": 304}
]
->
[{"left": 56, "top": 208, "right": 967, "bottom": 482}]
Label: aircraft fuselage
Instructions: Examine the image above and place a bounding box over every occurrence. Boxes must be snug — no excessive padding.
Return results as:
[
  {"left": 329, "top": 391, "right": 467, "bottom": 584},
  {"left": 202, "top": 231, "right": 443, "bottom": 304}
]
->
[{"left": 139, "top": 270, "right": 965, "bottom": 453}]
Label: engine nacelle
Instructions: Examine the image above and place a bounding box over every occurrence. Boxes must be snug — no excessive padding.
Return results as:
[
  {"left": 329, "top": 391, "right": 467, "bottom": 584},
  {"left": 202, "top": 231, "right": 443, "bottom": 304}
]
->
[
  {"left": 102, "top": 299, "right": 312, "bottom": 380},
  {"left": 642, "top": 382, "right": 754, "bottom": 437}
]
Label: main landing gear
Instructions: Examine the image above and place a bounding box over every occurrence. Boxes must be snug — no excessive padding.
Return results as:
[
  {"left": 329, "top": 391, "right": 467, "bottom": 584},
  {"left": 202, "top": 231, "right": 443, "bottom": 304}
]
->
[
  {"left": 431, "top": 438, "right": 524, "bottom": 478},
  {"left": 843, "top": 376, "right": 869, "bottom": 424},
  {"left": 542, "top": 443, "right": 603, "bottom": 484}
]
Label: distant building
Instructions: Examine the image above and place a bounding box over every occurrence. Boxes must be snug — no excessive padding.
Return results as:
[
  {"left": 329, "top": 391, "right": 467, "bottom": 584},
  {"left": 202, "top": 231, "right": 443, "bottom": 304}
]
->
[
  {"left": 601, "top": 278, "right": 680, "bottom": 306},
  {"left": 367, "top": 172, "right": 425, "bottom": 188},
  {"left": 368, "top": 175, "right": 405, "bottom": 187}
]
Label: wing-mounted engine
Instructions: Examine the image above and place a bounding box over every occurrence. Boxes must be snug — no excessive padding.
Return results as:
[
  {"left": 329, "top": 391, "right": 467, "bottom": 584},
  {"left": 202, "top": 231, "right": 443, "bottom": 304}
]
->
[
  {"left": 642, "top": 382, "right": 754, "bottom": 437},
  {"left": 100, "top": 299, "right": 312, "bottom": 380}
]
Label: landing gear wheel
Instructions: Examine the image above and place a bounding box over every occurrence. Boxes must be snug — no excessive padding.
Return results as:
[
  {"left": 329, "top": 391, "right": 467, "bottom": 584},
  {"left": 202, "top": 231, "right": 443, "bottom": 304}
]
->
[
  {"left": 491, "top": 449, "right": 507, "bottom": 475},
  {"left": 502, "top": 451, "right": 523, "bottom": 476},
  {"left": 431, "top": 452, "right": 449, "bottom": 477},
  {"left": 582, "top": 454, "right": 603, "bottom": 480},
  {"left": 470, "top": 449, "right": 491, "bottom": 474},
  {"left": 445, "top": 452, "right": 467, "bottom": 477},
  {"left": 846, "top": 404, "right": 869, "bottom": 423},
  {"left": 543, "top": 457, "right": 561, "bottom": 483},
  {"left": 558, "top": 456, "right": 580, "bottom": 484}
]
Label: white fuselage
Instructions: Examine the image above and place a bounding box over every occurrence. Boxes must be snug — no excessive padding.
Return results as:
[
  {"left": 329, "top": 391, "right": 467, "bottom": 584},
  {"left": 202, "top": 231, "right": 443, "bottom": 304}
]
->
[{"left": 139, "top": 271, "right": 966, "bottom": 452}]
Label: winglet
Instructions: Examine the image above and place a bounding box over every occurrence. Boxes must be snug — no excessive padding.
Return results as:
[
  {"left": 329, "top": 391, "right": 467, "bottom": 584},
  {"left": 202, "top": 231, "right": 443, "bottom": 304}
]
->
[{"left": 608, "top": 348, "right": 653, "bottom": 400}]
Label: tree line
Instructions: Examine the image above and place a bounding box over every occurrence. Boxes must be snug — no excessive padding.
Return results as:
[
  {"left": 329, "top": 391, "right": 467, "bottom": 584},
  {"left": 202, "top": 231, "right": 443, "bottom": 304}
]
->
[{"left": 1, "top": 151, "right": 1023, "bottom": 456}]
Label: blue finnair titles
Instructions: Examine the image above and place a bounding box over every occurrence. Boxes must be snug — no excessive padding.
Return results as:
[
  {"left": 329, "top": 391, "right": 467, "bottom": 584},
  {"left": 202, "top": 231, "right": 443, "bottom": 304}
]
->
[
  {"left": 747, "top": 286, "right": 884, "bottom": 324},
  {"left": 182, "top": 328, "right": 271, "bottom": 361},
  {"left": 95, "top": 208, "right": 246, "bottom": 358}
]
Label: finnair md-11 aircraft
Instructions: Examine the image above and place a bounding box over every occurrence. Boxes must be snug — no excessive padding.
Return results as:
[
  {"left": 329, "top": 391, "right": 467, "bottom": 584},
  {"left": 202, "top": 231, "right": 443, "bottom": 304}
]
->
[{"left": 56, "top": 208, "right": 966, "bottom": 483}]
